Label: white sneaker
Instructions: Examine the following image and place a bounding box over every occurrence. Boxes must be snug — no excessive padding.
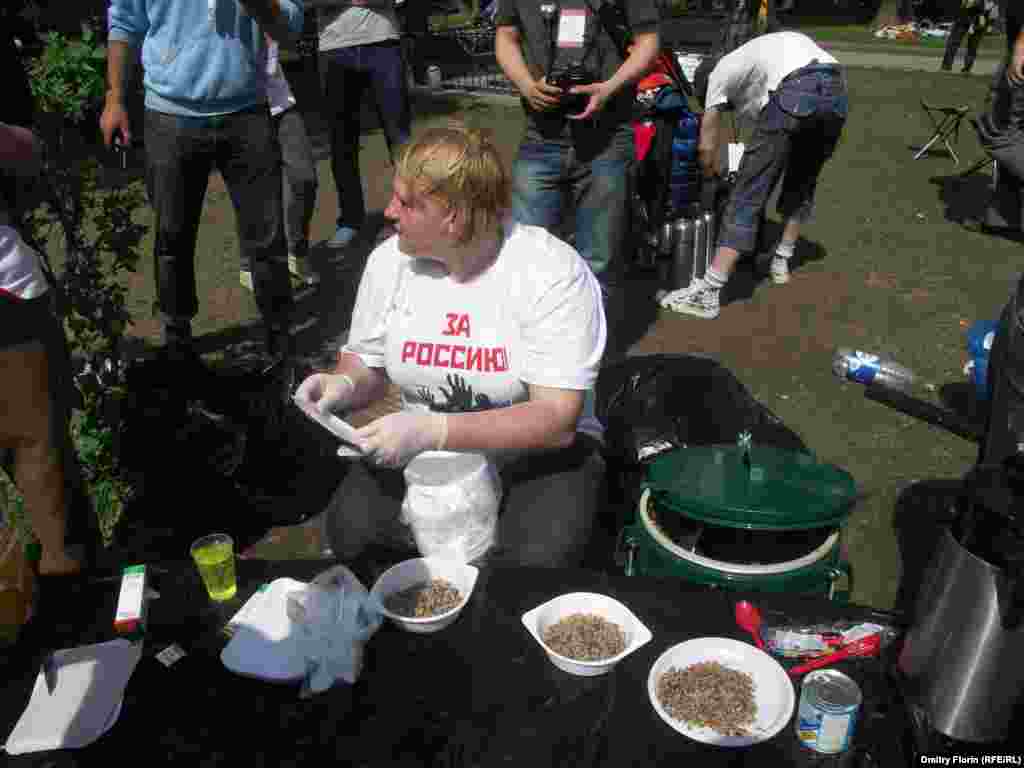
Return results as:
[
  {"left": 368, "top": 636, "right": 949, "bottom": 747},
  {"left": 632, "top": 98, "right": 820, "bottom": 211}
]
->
[
  {"left": 288, "top": 253, "right": 320, "bottom": 285},
  {"left": 770, "top": 256, "right": 790, "bottom": 284},
  {"left": 240, "top": 270, "right": 253, "bottom": 291},
  {"left": 660, "top": 280, "right": 720, "bottom": 319}
]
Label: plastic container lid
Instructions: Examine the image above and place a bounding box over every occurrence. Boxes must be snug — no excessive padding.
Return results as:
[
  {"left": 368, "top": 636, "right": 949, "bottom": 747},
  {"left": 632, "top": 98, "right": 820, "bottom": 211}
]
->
[{"left": 642, "top": 445, "right": 858, "bottom": 531}]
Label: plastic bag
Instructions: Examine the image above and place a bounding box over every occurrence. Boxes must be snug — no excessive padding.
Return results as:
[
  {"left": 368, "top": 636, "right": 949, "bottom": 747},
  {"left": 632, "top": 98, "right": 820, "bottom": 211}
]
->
[
  {"left": 758, "top": 613, "right": 902, "bottom": 660},
  {"left": 401, "top": 451, "right": 500, "bottom": 563},
  {"left": 285, "top": 565, "right": 383, "bottom": 698}
]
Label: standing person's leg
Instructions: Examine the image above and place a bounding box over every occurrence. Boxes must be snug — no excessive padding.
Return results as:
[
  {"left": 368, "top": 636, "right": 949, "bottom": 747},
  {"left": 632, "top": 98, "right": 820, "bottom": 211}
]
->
[
  {"left": 572, "top": 125, "right": 633, "bottom": 360},
  {"left": 324, "top": 47, "right": 369, "bottom": 249},
  {"left": 942, "top": 12, "right": 969, "bottom": 71},
  {"left": 218, "top": 107, "right": 294, "bottom": 359},
  {"left": 276, "top": 107, "right": 319, "bottom": 285},
  {"left": 364, "top": 40, "right": 412, "bottom": 240},
  {"left": 495, "top": 436, "right": 606, "bottom": 568},
  {"left": 143, "top": 110, "right": 213, "bottom": 355},
  {"left": 0, "top": 309, "right": 79, "bottom": 575},
  {"left": 510, "top": 132, "right": 567, "bottom": 235},
  {"left": 661, "top": 99, "right": 792, "bottom": 318},
  {"left": 964, "top": 21, "right": 984, "bottom": 74}
]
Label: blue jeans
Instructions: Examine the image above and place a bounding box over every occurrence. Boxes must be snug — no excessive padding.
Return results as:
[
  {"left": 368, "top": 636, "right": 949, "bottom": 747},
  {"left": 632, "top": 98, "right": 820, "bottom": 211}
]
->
[
  {"left": 510, "top": 123, "right": 634, "bottom": 293},
  {"left": 718, "top": 65, "right": 848, "bottom": 254},
  {"left": 321, "top": 41, "right": 411, "bottom": 230},
  {"left": 144, "top": 106, "right": 293, "bottom": 327}
]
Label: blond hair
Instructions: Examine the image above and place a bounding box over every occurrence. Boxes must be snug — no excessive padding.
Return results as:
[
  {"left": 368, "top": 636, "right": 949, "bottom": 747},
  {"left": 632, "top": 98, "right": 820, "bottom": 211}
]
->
[{"left": 395, "top": 120, "right": 510, "bottom": 244}]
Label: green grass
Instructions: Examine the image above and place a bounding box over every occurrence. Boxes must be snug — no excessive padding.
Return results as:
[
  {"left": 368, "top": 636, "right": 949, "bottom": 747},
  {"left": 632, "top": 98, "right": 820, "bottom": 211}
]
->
[{"left": 797, "top": 23, "right": 1005, "bottom": 55}]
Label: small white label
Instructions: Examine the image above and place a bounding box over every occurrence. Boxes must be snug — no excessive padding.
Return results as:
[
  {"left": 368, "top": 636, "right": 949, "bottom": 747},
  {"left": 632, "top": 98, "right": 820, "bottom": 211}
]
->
[
  {"left": 156, "top": 644, "right": 187, "bottom": 668},
  {"left": 557, "top": 9, "right": 587, "bottom": 47}
]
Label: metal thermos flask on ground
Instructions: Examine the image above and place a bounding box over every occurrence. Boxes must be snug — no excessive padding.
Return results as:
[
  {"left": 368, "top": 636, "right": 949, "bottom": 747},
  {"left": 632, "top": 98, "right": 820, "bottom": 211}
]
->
[{"left": 669, "top": 218, "right": 696, "bottom": 291}]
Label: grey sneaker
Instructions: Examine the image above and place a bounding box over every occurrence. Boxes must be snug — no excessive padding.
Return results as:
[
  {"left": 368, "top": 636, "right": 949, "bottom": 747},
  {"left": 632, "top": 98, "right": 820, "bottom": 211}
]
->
[
  {"left": 660, "top": 280, "right": 720, "bottom": 319},
  {"left": 288, "top": 253, "right": 320, "bottom": 285},
  {"left": 770, "top": 256, "right": 790, "bottom": 284},
  {"left": 240, "top": 269, "right": 254, "bottom": 291}
]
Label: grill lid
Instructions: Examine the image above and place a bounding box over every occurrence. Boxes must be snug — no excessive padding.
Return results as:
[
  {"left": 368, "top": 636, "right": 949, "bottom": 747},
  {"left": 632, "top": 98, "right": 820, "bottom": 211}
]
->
[{"left": 642, "top": 444, "right": 858, "bottom": 531}]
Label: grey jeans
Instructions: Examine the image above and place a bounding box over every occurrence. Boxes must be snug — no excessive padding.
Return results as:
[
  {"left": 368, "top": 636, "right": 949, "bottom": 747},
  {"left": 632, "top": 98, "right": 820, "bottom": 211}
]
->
[{"left": 274, "top": 107, "right": 318, "bottom": 259}]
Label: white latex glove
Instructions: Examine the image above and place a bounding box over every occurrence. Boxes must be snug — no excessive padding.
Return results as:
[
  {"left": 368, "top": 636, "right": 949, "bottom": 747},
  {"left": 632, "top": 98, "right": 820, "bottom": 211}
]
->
[
  {"left": 355, "top": 411, "right": 448, "bottom": 468},
  {"left": 294, "top": 373, "right": 355, "bottom": 415}
]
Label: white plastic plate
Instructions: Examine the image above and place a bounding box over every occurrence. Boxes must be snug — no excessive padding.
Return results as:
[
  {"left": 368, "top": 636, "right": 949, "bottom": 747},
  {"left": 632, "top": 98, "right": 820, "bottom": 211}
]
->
[
  {"left": 292, "top": 396, "right": 364, "bottom": 456},
  {"left": 647, "top": 637, "right": 795, "bottom": 747}
]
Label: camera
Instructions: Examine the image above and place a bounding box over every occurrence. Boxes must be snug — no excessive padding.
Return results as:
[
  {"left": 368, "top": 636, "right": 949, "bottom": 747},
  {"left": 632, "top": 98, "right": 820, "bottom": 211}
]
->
[{"left": 548, "top": 62, "right": 594, "bottom": 115}]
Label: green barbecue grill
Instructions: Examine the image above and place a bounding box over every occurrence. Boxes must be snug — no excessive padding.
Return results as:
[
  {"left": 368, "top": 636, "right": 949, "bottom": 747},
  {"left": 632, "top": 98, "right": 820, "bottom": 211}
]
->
[{"left": 618, "top": 443, "right": 858, "bottom": 601}]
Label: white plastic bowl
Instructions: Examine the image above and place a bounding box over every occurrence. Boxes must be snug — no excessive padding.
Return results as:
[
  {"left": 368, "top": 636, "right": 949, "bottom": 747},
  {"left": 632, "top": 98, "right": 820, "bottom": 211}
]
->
[
  {"left": 521, "top": 592, "right": 653, "bottom": 677},
  {"left": 370, "top": 557, "right": 479, "bottom": 634}
]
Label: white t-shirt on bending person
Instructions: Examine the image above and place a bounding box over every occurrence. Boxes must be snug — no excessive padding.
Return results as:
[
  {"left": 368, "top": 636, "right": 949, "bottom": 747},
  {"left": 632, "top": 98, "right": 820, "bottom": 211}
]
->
[
  {"left": 342, "top": 220, "right": 606, "bottom": 437},
  {"left": 705, "top": 32, "right": 839, "bottom": 121}
]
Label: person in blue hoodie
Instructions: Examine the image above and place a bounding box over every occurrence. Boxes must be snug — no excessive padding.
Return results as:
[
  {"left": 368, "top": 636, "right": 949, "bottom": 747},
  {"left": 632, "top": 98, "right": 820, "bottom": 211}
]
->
[{"left": 100, "top": 0, "right": 305, "bottom": 366}]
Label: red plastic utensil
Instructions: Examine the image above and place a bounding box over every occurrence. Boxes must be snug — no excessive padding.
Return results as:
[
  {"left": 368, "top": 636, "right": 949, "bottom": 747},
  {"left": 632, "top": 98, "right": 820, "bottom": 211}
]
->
[
  {"left": 787, "top": 634, "right": 882, "bottom": 678},
  {"left": 734, "top": 600, "right": 767, "bottom": 651}
]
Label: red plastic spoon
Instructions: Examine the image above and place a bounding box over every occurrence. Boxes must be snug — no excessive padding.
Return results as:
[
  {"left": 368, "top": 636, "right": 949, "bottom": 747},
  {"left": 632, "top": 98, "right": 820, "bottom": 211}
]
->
[
  {"left": 734, "top": 600, "right": 767, "bottom": 651},
  {"left": 787, "top": 634, "right": 882, "bottom": 678}
]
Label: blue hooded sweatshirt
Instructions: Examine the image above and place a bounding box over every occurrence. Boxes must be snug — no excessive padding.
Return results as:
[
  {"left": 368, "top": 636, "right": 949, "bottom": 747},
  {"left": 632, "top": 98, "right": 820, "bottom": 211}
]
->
[{"left": 108, "top": 0, "right": 304, "bottom": 117}]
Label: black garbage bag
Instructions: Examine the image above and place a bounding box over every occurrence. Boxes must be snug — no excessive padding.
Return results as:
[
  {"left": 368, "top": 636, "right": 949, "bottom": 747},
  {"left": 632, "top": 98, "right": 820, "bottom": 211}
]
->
[
  {"left": 595, "top": 353, "right": 808, "bottom": 467},
  {"left": 108, "top": 357, "right": 344, "bottom": 563}
]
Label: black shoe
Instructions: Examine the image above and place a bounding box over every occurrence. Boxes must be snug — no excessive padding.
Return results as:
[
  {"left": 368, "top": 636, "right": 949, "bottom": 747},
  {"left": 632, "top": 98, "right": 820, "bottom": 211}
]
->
[{"left": 940, "top": 62, "right": 952, "bottom": 72}]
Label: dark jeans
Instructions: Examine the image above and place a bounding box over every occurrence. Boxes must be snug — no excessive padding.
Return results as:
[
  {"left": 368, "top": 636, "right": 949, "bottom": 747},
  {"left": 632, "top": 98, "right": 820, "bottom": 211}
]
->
[
  {"left": 321, "top": 41, "right": 411, "bottom": 231},
  {"left": 274, "top": 107, "right": 318, "bottom": 259},
  {"left": 941, "top": 7, "right": 985, "bottom": 72},
  {"left": 719, "top": 65, "right": 848, "bottom": 254},
  {"left": 143, "top": 106, "right": 293, "bottom": 328},
  {"left": 510, "top": 122, "right": 634, "bottom": 295},
  {"left": 324, "top": 435, "right": 606, "bottom": 568}
]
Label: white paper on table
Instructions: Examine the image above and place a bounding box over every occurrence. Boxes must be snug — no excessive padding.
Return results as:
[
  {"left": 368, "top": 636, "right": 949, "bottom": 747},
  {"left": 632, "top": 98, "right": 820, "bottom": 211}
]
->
[
  {"left": 728, "top": 143, "right": 745, "bottom": 173},
  {"left": 220, "top": 578, "right": 309, "bottom": 682},
  {"left": 4, "top": 639, "right": 142, "bottom": 755}
]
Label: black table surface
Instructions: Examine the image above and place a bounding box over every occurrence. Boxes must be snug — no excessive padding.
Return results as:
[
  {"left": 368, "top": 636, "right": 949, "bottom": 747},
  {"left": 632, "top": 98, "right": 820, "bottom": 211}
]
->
[{"left": 1, "top": 560, "right": 909, "bottom": 767}]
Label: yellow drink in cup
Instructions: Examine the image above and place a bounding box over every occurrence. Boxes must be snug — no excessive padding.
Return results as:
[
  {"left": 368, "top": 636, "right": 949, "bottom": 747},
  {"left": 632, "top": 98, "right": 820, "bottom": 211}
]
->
[{"left": 190, "top": 533, "right": 237, "bottom": 601}]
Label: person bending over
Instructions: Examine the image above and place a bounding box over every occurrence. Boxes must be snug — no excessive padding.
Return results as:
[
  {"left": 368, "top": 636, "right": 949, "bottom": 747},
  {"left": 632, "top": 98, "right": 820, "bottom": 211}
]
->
[
  {"left": 295, "top": 121, "right": 607, "bottom": 568},
  {"left": 660, "top": 31, "right": 848, "bottom": 320}
]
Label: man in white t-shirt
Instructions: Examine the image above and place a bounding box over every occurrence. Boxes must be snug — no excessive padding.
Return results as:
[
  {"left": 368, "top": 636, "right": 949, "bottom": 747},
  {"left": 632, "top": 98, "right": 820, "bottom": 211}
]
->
[
  {"left": 312, "top": 0, "right": 411, "bottom": 251},
  {"left": 295, "top": 122, "right": 608, "bottom": 569},
  {"left": 661, "top": 32, "right": 848, "bottom": 320}
]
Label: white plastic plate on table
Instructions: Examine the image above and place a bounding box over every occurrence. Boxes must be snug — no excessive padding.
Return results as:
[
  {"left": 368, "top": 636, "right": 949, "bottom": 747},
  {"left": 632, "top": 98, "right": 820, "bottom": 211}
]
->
[
  {"left": 521, "top": 592, "right": 653, "bottom": 677},
  {"left": 220, "top": 577, "right": 308, "bottom": 682},
  {"left": 292, "top": 396, "right": 363, "bottom": 456},
  {"left": 647, "top": 637, "right": 795, "bottom": 747}
]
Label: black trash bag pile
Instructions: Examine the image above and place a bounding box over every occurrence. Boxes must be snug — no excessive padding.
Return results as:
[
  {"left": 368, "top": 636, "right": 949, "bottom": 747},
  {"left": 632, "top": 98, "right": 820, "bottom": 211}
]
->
[
  {"left": 107, "top": 357, "right": 344, "bottom": 563},
  {"left": 595, "top": 353, "right": 808, "bottom": 467}
]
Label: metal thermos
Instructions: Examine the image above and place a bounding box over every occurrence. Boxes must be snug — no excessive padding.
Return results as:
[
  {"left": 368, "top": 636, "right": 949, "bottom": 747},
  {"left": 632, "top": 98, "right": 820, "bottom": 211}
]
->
[
  {"left": 897, "top": 464, "right": 1024, "bottom": 743},
  {"left": 701, "top": 210, "right": 715, "bottom": 278},
  {"left": 692, "top": 215, "right": 707, "bottom": 282},
  {"left": 670, "top": 218, "right": 696, "bottom": 291}
]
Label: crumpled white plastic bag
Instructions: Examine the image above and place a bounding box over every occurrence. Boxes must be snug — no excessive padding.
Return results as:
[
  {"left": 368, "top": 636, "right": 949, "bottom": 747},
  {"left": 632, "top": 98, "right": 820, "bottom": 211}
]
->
[
  {"left": 400, "top": 451, "right": 501, "bottom": 563},
  {"left": 285, "top": 565, "right": 383, "bottom": 698}
]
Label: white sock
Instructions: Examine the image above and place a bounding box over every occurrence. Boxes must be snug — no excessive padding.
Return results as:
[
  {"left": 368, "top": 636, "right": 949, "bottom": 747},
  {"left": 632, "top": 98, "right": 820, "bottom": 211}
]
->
[
  {"left": 704, "top": 268, "right": 727, "bottom": 291},
  {"left": 774, "top": 241, "right": 796, "bottom": 261}
]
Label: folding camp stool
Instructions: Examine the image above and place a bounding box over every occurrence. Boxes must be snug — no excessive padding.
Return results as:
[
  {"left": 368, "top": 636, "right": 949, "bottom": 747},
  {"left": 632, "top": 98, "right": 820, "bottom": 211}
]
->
[{"left": 914, "top": 101, "right": 970, "bottom": 164}]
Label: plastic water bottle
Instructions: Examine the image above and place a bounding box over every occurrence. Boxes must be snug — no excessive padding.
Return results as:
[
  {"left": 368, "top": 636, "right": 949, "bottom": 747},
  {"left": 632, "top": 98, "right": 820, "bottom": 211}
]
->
[{"left": 832, "top": 348, "right": 916, "bottom": 393}]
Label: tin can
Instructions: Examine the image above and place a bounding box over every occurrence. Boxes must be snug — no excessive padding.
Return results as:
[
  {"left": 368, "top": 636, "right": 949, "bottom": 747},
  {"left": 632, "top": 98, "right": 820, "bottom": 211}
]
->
[
  {"left": 795, "top": 669, "right": 862, "bottom": 754},
  {"left": 427, "top": 65, "right": 442, "bottom": 89}
]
